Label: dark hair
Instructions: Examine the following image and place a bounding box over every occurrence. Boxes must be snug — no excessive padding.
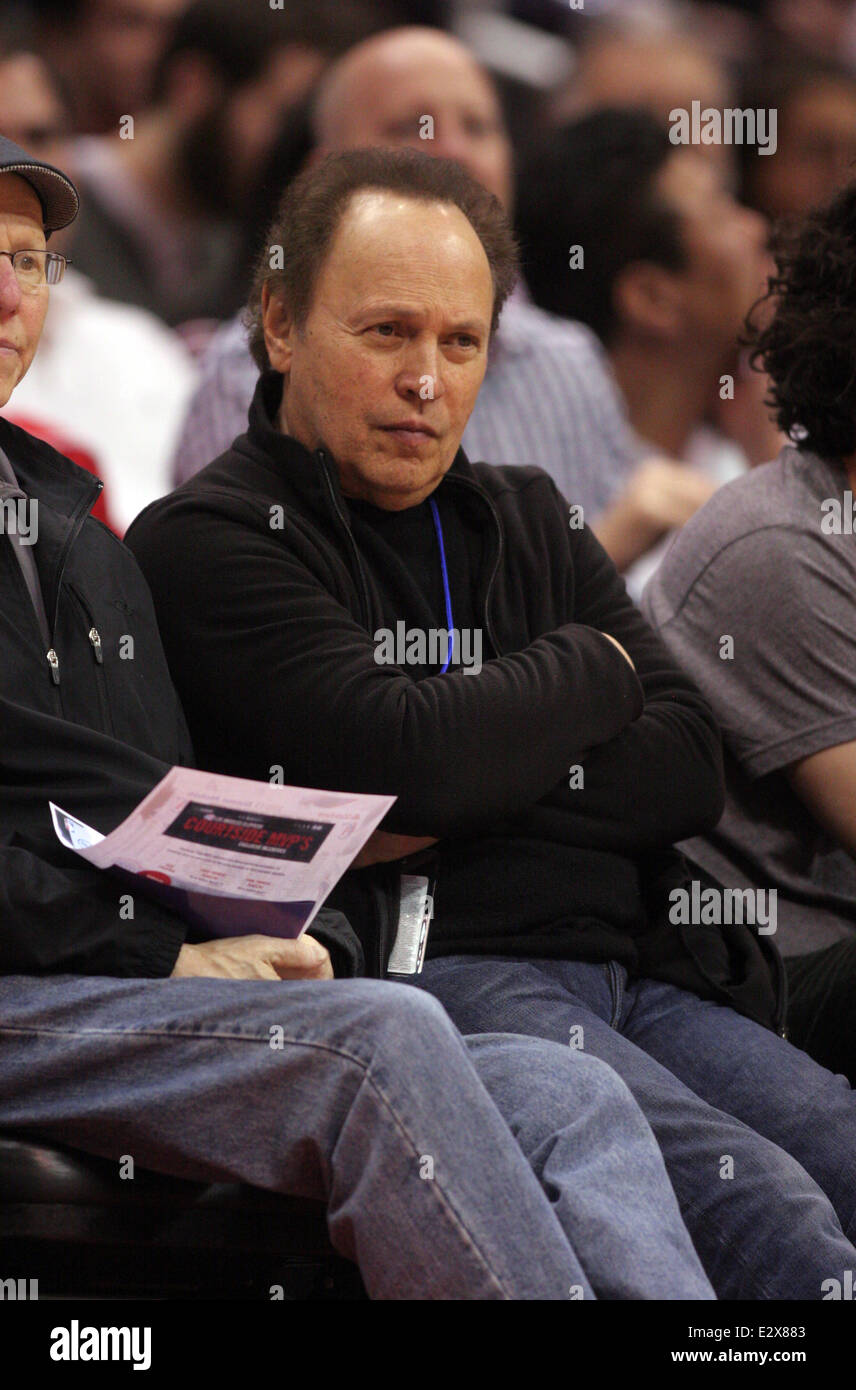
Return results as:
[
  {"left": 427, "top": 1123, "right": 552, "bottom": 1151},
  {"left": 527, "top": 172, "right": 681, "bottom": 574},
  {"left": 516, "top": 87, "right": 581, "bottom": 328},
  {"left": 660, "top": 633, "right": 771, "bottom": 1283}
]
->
[
  {"left": 516, "top": 108, "right": 686, "bottom": 345},
  {"left": 746, "top": 180, "right": 856, "bottom": 460},
  {"left": 220, "top": 96, "right": 316, "bottom": 321},
  {"left": 150, "top": 0, "right": 386, "bottom": 103},
  {"left": 245, "top": 147, "right": 519, "bottom": 371}
]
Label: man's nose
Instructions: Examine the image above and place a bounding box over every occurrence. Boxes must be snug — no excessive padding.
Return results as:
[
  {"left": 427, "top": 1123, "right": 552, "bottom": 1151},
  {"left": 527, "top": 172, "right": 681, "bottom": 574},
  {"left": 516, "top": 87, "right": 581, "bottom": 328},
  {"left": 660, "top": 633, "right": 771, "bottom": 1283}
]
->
[
  {"left": 0, "top": 256, "right": 22, "bottom": 314},
  {"left": 397, "top": 341, "right": 446, "bottom": 401}
]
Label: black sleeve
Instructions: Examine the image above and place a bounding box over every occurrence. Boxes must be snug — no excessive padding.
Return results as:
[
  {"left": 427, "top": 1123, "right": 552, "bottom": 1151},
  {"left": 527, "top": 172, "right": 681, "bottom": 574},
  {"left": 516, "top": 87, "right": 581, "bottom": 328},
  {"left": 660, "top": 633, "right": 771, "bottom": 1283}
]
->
[
  {"left": 0, "top": 840, "right": 187, "bottom": 977},
  {"left": 306, "top": 908, "right": 365, "bottom": 978},
  {"left": 127, "top": 503, "right": 645, "bottom": 838},
  {"left": 551, "top": 518, "right": 725, "bottom": 850}
]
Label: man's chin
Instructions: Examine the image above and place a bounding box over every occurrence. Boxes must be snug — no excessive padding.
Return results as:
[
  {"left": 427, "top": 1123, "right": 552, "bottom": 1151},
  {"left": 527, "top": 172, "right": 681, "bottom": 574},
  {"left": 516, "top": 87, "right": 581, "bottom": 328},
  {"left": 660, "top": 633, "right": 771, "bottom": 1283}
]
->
[
  {"left": 362, "top": 464, "right": 446, "bottom": 511},
  {"left": 0, "top": 374, "right": 19, "bottom": 411}
]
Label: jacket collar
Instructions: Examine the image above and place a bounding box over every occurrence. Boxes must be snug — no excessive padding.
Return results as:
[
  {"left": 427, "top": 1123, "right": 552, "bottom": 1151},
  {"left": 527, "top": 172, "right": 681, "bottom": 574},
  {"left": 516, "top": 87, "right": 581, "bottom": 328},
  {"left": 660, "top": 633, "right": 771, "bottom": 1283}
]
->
[
  {"left": 0, "top": 416, "right": 102, "bottom": 629},
  {"left": 244, "top": 369, "right": 479, "bottom": 522}
]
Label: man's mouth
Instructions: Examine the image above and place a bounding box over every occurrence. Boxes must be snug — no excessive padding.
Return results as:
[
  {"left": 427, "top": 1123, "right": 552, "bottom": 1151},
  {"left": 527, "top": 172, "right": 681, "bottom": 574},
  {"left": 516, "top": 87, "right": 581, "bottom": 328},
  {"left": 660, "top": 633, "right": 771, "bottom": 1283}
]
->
[{"left": 379, "top": 421, "right": 438, "bottom": 446}]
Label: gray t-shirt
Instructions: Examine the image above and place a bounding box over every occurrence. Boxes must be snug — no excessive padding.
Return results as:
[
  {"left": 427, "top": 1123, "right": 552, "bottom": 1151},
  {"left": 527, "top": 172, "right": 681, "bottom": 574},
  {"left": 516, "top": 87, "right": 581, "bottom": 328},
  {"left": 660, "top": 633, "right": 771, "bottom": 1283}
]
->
[{"left": 642, "top": 446, "right": 856, "bottom": 957}]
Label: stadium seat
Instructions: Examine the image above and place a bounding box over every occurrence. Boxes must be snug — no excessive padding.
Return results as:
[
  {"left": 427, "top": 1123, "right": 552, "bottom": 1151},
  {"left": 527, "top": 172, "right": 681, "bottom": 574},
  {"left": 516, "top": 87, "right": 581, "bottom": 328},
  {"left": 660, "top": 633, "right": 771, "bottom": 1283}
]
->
[{"left": 0, "top": 1133, "right": 366, "bottom": 1300}]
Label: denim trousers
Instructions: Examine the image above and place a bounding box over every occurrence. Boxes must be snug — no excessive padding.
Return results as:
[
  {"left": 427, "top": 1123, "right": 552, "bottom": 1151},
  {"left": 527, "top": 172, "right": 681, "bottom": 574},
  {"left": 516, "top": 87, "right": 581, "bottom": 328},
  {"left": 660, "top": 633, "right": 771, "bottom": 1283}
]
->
[
  {"left": 414, "top": 954, "right": 856, "bottom": 1300},
  {"left": 0, "top": 972, "right": 713, "bottom": 1300}
]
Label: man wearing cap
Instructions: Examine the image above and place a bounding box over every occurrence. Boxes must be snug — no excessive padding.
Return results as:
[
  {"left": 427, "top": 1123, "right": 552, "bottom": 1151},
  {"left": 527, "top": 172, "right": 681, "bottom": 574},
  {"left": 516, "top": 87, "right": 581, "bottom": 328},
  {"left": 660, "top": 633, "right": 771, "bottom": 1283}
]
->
[{"left": 0, "top": 139, "right": 720, "bottom": 1300}]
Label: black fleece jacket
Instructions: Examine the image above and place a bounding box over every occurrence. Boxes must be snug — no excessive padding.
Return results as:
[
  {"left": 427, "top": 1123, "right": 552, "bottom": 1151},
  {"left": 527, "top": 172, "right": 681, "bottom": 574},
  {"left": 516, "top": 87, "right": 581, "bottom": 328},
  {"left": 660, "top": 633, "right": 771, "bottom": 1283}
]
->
[{"left": 126, "top": 371, "right": 726, "bottom": 970}]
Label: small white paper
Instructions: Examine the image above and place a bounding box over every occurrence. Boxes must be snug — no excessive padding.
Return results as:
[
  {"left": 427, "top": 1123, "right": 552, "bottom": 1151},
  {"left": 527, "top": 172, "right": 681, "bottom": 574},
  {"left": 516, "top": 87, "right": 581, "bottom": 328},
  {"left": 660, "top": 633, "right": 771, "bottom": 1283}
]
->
[{"left": 51, "top": 766, "right": 395, "bottom": 939}]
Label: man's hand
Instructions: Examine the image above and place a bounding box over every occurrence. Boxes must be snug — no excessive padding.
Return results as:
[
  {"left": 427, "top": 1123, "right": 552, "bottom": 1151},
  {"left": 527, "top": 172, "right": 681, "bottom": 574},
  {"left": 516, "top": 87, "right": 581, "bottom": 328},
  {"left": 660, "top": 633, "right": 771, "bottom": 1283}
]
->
[
  {"left": 593, "top": 458, "right": 719, "bottom": 572},
  {"left": 171, "top": 934, "right": 333, "bottom": 980},
  {"left": 352, "top": 830, "right": 439, "bottom": 868}
]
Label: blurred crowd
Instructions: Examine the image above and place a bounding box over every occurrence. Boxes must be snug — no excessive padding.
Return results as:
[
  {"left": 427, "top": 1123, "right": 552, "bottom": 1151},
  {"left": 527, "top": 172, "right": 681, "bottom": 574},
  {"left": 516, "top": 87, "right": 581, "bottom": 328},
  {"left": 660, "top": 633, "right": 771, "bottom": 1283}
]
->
[{"left": 1, "top": 0, "right": 855, "bottom": 555}]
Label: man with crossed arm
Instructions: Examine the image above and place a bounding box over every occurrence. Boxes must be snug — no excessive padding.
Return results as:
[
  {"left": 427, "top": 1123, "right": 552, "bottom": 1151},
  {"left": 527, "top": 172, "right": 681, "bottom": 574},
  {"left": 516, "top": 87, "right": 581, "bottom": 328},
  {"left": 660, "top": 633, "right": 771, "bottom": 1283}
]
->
[{"left": 129, "top": 147, "right": 856, "bottom": 1300}]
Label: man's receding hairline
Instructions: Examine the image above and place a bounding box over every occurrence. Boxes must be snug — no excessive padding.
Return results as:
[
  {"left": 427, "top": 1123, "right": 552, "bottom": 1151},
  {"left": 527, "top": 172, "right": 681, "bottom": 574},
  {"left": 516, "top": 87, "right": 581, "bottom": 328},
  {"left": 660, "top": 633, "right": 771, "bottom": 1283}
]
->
[
  {"left": 291, "top": 185, "right": 495, "bottom": 316},
  {"left": 324, "top": 186, "right": 494, "bottom": 265}
]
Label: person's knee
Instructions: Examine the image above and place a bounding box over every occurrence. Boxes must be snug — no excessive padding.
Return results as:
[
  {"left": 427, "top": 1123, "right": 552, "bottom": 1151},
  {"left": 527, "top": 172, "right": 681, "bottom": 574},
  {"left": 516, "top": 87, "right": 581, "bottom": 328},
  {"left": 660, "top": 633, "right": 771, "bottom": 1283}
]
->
[
  {"left": 466, "top": 1032, "right": 642, "bottom": 1134},
  {"left": 361, "top": 980, "right": 459, "bottom": 1055}
]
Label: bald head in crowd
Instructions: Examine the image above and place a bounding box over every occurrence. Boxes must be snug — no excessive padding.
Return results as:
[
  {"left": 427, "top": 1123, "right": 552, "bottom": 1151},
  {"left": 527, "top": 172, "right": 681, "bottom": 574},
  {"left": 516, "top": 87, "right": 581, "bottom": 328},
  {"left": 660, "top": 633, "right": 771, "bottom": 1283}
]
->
[{"left": 309, "top": 27, "right": 514, "bottom": 212}]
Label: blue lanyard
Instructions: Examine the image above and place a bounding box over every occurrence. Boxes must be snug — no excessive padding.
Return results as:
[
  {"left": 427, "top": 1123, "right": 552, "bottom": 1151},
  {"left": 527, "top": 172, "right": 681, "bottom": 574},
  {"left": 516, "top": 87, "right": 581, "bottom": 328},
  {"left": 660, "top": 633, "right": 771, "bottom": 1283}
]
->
[{"left": 429, "top": 497, "right": 454, "bottom": 673}]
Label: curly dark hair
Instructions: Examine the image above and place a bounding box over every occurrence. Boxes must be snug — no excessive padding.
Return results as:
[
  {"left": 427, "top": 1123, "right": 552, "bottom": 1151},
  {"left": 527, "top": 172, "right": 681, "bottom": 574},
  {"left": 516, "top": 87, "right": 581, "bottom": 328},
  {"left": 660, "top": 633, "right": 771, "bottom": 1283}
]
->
[{"left": 746, "top": 181, "right": 856, "bottom": 460}]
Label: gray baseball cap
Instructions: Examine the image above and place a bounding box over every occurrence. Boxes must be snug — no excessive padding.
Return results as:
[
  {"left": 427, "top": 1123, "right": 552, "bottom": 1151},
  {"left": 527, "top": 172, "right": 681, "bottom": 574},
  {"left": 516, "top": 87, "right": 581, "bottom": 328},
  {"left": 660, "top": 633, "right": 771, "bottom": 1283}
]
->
[{"left": 0, "top": 134, "right": 79, "bottom": 233}]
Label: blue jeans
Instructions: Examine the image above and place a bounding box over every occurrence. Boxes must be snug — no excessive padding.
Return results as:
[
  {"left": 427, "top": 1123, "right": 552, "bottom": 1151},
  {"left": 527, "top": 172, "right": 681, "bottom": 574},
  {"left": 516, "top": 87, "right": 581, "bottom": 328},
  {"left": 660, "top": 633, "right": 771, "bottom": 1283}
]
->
[
  {"left": 0, "top": 973, "right": 712, "bottom": 1300},
  {"left": 414, "top": 955, "right": 856, "bottom": 1300}
]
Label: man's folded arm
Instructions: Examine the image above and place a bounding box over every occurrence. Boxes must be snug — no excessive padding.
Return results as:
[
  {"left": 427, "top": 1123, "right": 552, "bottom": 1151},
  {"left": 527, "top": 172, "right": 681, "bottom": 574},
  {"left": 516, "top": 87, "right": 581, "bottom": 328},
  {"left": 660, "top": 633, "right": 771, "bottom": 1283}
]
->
[
  {"left": 127, "top": 507, "right": 645, "bottom": 838},
  {"left": 555, "top": 522, "right": 725, "bottom": 849},
  {"left": 0, "top": 843, "right": 187, "bottom": 976}
]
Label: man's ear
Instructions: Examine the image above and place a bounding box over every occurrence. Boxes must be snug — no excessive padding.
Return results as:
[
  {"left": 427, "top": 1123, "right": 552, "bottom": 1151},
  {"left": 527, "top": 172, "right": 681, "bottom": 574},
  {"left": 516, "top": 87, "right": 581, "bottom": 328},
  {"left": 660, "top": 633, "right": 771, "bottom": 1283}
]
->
[
  {"left": 262, "top": 285, "right": 296, "bottom": 374},
  {"left": 613, "top": 261, "right": 684, "bottom": 340}
]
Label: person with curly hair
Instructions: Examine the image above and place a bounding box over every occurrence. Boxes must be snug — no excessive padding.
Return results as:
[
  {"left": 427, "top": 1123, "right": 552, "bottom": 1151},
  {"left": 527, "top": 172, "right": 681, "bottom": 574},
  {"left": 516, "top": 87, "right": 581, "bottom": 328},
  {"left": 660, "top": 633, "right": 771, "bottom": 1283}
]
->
[{"left": 643, "top": 180, "right": 856, "bottom": 1081}]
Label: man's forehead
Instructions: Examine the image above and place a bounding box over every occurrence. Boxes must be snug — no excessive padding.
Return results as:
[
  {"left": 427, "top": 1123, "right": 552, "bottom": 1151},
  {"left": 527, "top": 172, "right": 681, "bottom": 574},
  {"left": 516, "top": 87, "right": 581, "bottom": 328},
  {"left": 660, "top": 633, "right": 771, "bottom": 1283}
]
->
[
  {"left": 310, "top": 192, "right": 493, "bottom": 320},
  {"left": 328, "top": 192, "right": 488, "bottom": 269},
  {"left": 0, "top": 172, "right": 46, "bottom": 228}
]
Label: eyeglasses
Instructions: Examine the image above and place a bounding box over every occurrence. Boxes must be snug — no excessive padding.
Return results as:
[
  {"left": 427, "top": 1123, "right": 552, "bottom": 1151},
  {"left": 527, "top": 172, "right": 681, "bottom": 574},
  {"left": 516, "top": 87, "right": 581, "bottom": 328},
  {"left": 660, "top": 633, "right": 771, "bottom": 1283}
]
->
[{"left": 0, "top": 250, "right": 69, "bottom": 292}]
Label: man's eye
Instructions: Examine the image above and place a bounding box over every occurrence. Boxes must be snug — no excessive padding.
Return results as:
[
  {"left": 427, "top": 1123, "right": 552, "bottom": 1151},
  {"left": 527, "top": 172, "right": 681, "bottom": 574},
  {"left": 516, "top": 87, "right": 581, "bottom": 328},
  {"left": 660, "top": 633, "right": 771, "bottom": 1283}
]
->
[
  {"left": 450, "top": 334, "right": 478, "bottom": 349},
  {"left": 371, "top": 324, "right": 398, "bottom": 337},
  {"left": 464, "top": 116, "right": 497, "bottom": 139},
  {"left": 384, "top": 121, "right": 420, "bottom": 140}
]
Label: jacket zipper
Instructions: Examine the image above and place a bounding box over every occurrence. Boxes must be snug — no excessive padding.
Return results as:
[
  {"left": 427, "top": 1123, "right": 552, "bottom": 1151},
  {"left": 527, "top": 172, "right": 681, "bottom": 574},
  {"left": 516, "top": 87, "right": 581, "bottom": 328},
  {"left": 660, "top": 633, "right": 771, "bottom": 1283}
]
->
[
  {"left": 45, "top": 623, "right": 102, "bottom": 687},
  {"left": 444, "top": 473, "right": 504, "bottom": 656},
  {"left": 317, "top": 448, "right": 375, "bottom": 630},
  {"left": 44, "top": 476, "right": 104, "bottom": 694},
  {"left": 311, "top": 456, "right": 506, "bottom": 977},
  {"left": 67, "top": 584, "right": 113, "bottom": 734}
]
